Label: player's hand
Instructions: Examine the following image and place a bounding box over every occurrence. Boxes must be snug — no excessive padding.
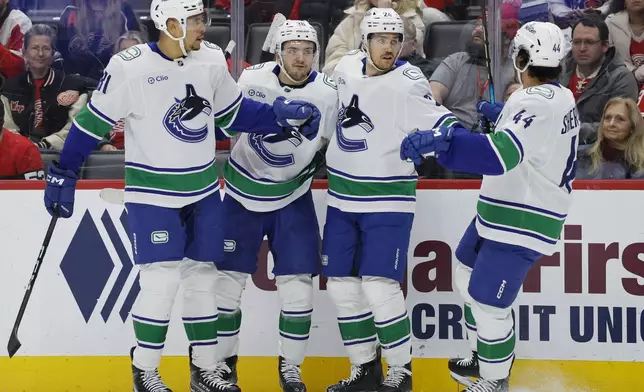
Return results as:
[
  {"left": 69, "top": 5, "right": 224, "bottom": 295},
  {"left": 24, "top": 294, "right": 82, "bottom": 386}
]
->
[
  {"left": 400, "top": 126, "right": 453, "bottom": 165},
  {"left": 272, "top": 96, "right": 321, "bottom": 141},
  {"left": 44, "top": 161, "right": 78, "bottom": 218},
  {"left": 476, "top": 100, "right": 504, "bottom": 123}
]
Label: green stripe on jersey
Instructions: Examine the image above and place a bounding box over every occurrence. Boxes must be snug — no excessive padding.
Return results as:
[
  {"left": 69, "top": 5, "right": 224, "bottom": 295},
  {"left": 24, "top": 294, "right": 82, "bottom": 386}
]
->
[
  {"left": 328, "top": 172, "right": 416, "bottom": 198},
  {"left": 279, "top": 313, "right": 312, "bottom": 338},
  {"left": 184, "top": 319, "right": 218, "bottom": 343},
  {"left": 215, "top": 99, "right": 242, "bottom": 129},
  {"left": 434, "top": 115, "right": 458, "bottom": 129},
  {"left": 338, "top": 315, "right": 377, "bottom": 342},
  {"left": 477, "top": 198, "right": 565, "bottom": 240},
  {"left": 133, "top": 320, "right": 169, "bottom": 345},
  {"left": 125, "top": 160, "right": 218, "bottom": 192},
  {"left": 376, "top": 316, "right": 411, "bottom": 346},
  {"left": 478, "top": 331, "right": 515, "bottom": 362},
  {"left": 74, "top": 106, "right": 114, "bottom": 138},
  {"left": 488, "top": 131, "right": 522, "bottom": 171},
  {"left": 223, "top": 156, "right": 320, "bottom": 198}
]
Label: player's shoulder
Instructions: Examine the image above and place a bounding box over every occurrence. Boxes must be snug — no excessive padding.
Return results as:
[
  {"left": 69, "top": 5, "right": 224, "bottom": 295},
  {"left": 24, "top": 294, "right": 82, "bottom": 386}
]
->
[
  {"left": 336, "top": 49, "right": 365, "bottom": 72},
  {"left": 311, "top": 71, "right": 338, "bottom": 95},
  {"left": 108, "top": 43, "right": 152, "bottom": 72},
  {"left": 240, "top": 61, "right": 278, "bottom": 82},
  {"left": 394, "top": 62, "right": 430, "bottom": 93},
  {"left": 506, "top": 83, "right": 571, "bottom": 111},
  {"left": 193, "top": 41, "right": 227, "bottom": 64}
]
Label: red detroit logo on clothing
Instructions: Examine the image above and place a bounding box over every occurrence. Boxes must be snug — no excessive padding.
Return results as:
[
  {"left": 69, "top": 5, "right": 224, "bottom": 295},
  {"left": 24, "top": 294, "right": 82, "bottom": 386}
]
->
[{"left": 57, "top": 90, "right": 80, "bottom": 106}]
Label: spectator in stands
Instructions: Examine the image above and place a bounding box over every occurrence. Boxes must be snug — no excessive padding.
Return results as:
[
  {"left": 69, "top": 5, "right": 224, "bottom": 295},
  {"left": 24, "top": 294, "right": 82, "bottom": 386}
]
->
[
  {"left": 560, "top": 16, "right": 638, "bottom": 145},
  {"left": 275, "top": 0, "right": 351, "bottom": 36},
  {"left": 577, "top": 97, "right": 644, "bottom": 178},
  {"left": 1, "top": 24, "right": 116, "bottom": 152},
  {"left": 107, "top": 31, "right": 148, "bottom": 149},
  {"left": 606, "top": 0, "right": 644, "bottom": 85},
  {"left": 323, "top": 0, "right": 425, "bottom": 75},
  {"left": 0, "top": 106, "right": 44, "bottom": 180},
  {"left": 418, "top": 0, "right": 451, "bottom": 26},
  {"left": 428, "top": 18, "right": 516, "bottom": 130},
  {"left": 0, "top": 0, "right": 31, "bottom": 80},
  {"left": 400, "top": 16, "right": 440, "bottom": 79},
  {"left": 58, "top": 0, "right": 141, "bottom": 81}
]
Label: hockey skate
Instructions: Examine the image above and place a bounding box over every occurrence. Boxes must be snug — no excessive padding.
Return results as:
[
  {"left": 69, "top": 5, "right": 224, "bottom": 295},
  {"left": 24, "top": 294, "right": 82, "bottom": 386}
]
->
[
  {"left": 326, "top": 348, "right": 383, "bottom": 392},
  {"left": 448, "top": 351, "right": 479, "bottom": 387},
  {"left": 278, "top": 356, "right": 307, "bottom": 392},
  {"left": 188, "top": 346, "right": 241, "bottom": 392},
  {"left": 131, "top": 347, "right": 173, "bottom": 392},
  {"left": 460, "top": 376, "right": 509, "bottom": 392},
  {"left": 376, "top": 362, "right": 412, "bottom": 392}
]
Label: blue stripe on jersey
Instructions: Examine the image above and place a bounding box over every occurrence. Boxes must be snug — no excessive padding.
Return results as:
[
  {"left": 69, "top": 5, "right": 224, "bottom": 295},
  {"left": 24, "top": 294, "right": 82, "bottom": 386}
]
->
[
  {"left": 125, "top": 181, "right": 220, "bottom": 198},
  {"left": 437, "top": 127, "right": 505, "bottom": 175},
  {"left": 88, "top": 101, "right": 117, "bottom": 126},
  {"left": 228, "top": 157, "right": 279, "bottom": 183},
  {"left": 504, "top": 128, "right": 525, "bottom": 163},
  {"left": 327, "top": 167, "right": 417, "bottom": 182},
  {"left": 58, "top": 123, "right": 102, "bottom": 172},
  {"left": 224, "top": 180, "right": 291, "bottom": 202},
  {"left": 328, "top": 190, "right": 416, "bottom": 203},
  {"left": 124, "top": 157, "right": 216, "bottom": 174},
  {"left": 215, "top": 92, "right": 243, "bottom": 117}
]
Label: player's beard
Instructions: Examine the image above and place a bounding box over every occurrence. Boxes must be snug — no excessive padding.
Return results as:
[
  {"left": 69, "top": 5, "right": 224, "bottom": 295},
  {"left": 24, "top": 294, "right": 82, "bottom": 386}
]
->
[
  {"left": 284, "top": 63, "right": 310, "bottom": 82},
  {"left": 373, "top": 54, "right": 395, "bottom": 71}
]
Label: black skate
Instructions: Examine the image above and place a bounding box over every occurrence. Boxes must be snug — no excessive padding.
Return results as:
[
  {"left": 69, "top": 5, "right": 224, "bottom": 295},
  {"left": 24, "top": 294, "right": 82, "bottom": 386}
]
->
[
  {"left": 460, "top": 377, "right": 509, "bottom": 392},
  {"left": 326, "top": 348, "right": 383, "bottom": 392},
  {"left": 131, "top": 347, "right": 173, "bottom": 392},
  {"left": 189, "top": 345, "right": 238, "bottom": 384},
  {"left": 376, "top": 362, "right": 412, "bottom": 392},
  {"left": 188, "top": 346, "right": 241, "bottom": 392},
  {"left": 448, "top": 351, "right": 479, "bottom": 387},
  {"left": 278, "top": 356, "right": 306, "bottom": 392}
]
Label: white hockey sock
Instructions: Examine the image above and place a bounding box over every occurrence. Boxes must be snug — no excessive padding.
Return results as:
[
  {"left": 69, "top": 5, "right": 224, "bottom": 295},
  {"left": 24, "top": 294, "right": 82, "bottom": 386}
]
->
[
  {"left": 471, "top": 300, "right": 515, "bottom": 380},
  {"left": 132, "top": 262, "right": 181, "bottom": 371},
  {"left": 327, "top": 277, "right": 378, "bottom": 365},
  {"left": 180, "top": 259, "right": 220, "bottom": 370},
  {"left": 215, "top": 270, "right": 248, "bottom": 361},
  {"left": 455, "top": 263, "right": 478, "bottom": 352},
  {"left": 277, "top": 275, "right": 313, "bottom": 365},
  {"left": 362, "top": 277, "right": 411, "bottom": 366}
]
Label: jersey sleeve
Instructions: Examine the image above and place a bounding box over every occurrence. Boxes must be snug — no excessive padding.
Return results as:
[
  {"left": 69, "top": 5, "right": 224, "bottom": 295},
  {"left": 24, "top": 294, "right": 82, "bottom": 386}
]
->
[
  {"left": 73, "top": 57, "right": 132, "bottom": 140},
  {"left": 321, "top": 75, "right": 339, "bottom": 141},
  {"left": 403, "top": 75, "right": 459, "bottom": 133},
  {"left": 486, "top": 89, "right": 554, "bottom": 171},
  {"left": 211, "top": 49, "right": 244, "bottom": 132}
]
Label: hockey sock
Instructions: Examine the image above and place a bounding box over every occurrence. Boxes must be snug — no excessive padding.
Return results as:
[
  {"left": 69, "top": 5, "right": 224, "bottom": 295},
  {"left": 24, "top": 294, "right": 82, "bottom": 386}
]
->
[
  {"left": 215, "top": 270, "right": 248, "bottom": 361},
  {"left": 276, "top": 275, "right": 314, "bottom": 365},
  {"left": 132, "top": 262, "right": 181, "bottom": 371},
  {"left": 362, "top": 277, "right": 411, "bottom": 366},
  {"left": 456, "top": 263, "right": 478, "bottom": 352},
  {"left": 180, "top": 259, "right": 220, "bottom": 370},
  {"left": 327, "top": 277, "right": 378, "bottom": 365},
  {"left": 471, "top": 300, "right": 515, "bottom": 380},
  {"left": 465, "top": 302, "right": 478, "bottom": 352}
]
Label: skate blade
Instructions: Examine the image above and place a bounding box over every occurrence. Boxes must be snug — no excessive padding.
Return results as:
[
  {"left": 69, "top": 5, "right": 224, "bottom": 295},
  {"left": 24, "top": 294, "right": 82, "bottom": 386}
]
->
[{"left": 450, "top": 371, "right": 477, "bottom": 388}]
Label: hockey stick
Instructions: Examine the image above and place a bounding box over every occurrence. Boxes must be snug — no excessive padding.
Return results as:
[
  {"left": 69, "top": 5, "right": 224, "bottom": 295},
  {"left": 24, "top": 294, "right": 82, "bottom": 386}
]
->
[
  {"left": 480, "top": 4, "right": 496, "bottom": 133},
  {"left": 7, "top": 209, "right": 59, "bottom": 358},
  {"left": 263, "top": 13, "right": 287, "bottom": 55}
]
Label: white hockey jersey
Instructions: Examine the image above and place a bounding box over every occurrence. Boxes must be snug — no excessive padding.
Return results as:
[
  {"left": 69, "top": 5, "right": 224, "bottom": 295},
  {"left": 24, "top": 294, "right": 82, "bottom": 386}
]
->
[
  {"left": 72, "top": 42, "right": 242, "bottom": 208},
  {"left": 326, "top": 51, "right": 458, "bottom": 213},
  {"left": 224, "top": 62, "right": 338, "bottom": 212},
  {"left": 476, "top": 84, "right": 580, "bottom": 255}
]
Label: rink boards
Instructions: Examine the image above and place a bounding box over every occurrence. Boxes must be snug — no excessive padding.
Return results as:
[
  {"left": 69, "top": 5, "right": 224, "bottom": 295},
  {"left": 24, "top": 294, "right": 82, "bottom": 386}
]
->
[{"left": 0, "top": 179, "right": 642, "bottom": 392}]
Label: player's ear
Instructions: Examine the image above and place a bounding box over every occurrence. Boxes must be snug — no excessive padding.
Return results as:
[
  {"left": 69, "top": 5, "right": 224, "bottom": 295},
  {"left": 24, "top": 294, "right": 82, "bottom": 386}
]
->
[{"left": 165, "top": 18, "right": 181, "bottom": 38}]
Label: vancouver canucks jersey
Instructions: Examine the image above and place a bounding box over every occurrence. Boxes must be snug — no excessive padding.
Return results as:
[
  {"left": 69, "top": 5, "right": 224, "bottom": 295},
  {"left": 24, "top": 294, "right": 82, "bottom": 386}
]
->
[
  {"left": 224, "top": 62, "right": 338, "bottom": 212},
  {"left": 71, "top": 42, "right": 242, "bottom": 208},
  {"left": 326, "top": 50, "right": 458, "bottom": 213},
  {"left": 476, "top": 84, "right": 579, "bottom": 255}
]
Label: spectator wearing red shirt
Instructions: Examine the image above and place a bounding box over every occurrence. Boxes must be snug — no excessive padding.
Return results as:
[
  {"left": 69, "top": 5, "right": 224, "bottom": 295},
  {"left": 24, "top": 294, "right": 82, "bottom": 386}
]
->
[
  {"left": 0, "top": 0, "right": 31, "bottom": 79},
  {"left": 0, "top": 102, "right": 44, "bottom": 179}
]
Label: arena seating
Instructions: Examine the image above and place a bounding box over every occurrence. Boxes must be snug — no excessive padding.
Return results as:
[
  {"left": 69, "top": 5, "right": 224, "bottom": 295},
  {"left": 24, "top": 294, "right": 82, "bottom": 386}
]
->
[{"left": 424, "top": 21, "right": 472, "bottom": 59}]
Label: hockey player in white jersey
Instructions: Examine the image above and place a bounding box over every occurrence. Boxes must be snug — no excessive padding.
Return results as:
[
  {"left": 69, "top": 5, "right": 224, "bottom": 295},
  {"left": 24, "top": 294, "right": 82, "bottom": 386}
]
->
[
  {"left": 400, "top": 21, "right": 579, "bottom": 392},
  {"left": 213, "top": 20, "right": 338, "bottom": 392},
  {"left": 41, "top": 1, "right": 322, "bottom": 391},
  {"left": 322, "top": 8, "right": 461, "bottom": 392}
]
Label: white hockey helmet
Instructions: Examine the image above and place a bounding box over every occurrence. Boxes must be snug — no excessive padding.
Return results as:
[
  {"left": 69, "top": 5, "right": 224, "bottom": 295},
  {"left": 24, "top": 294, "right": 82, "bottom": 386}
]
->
[
  {"left": 274, "top": 20, "right": 320, "bottom": 82},
  {"left": 150, "top": 0, "right": 208, "bottom": 55},
  {"left": 512, "top": 21, "right": 566, "bottom": 72},
  {"left": 360, "top": 8, "right": 405, "bottom": 71}
]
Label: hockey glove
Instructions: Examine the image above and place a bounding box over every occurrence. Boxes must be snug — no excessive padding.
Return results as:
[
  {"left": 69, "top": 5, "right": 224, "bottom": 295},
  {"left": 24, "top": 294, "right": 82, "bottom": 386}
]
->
[
  {"left": 400, "top": 126, "right": 454, "bottom": 165},
  {"left": 272, "top": 96, "right": 321, "bottom": 141},
  {"left": 476, "top": 100, "right": 504, "bottom": 123},
  {"left": 44, "top": 161, "right": 78, "bottom": 218}
]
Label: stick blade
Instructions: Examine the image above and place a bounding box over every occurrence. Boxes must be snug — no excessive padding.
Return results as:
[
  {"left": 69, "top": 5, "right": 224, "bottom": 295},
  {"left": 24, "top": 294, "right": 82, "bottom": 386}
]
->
[{"left": 7, "top": 330, "right": 21, "bottom": 358}]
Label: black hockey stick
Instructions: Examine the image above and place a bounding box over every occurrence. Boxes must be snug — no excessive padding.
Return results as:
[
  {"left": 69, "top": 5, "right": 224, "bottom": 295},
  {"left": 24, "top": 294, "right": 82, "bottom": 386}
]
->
[
  {"left": 480, "top": 3, "right": 496, "bottom": 134},
  {"left": 7, "top": 209, "right": 59, "bottom": 358}
]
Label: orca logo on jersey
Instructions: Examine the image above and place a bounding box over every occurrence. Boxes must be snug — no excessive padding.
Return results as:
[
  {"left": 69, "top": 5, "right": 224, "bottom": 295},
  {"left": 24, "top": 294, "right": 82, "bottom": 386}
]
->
[
  {"left": 248, "top": 131, "right": 300, "bottom": 168},
  {"left": 336, "top": 94, "right": 374, "bottom": 152},
  {"left": 163, "top": 84, "right": 212, "bottom": 143}
]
